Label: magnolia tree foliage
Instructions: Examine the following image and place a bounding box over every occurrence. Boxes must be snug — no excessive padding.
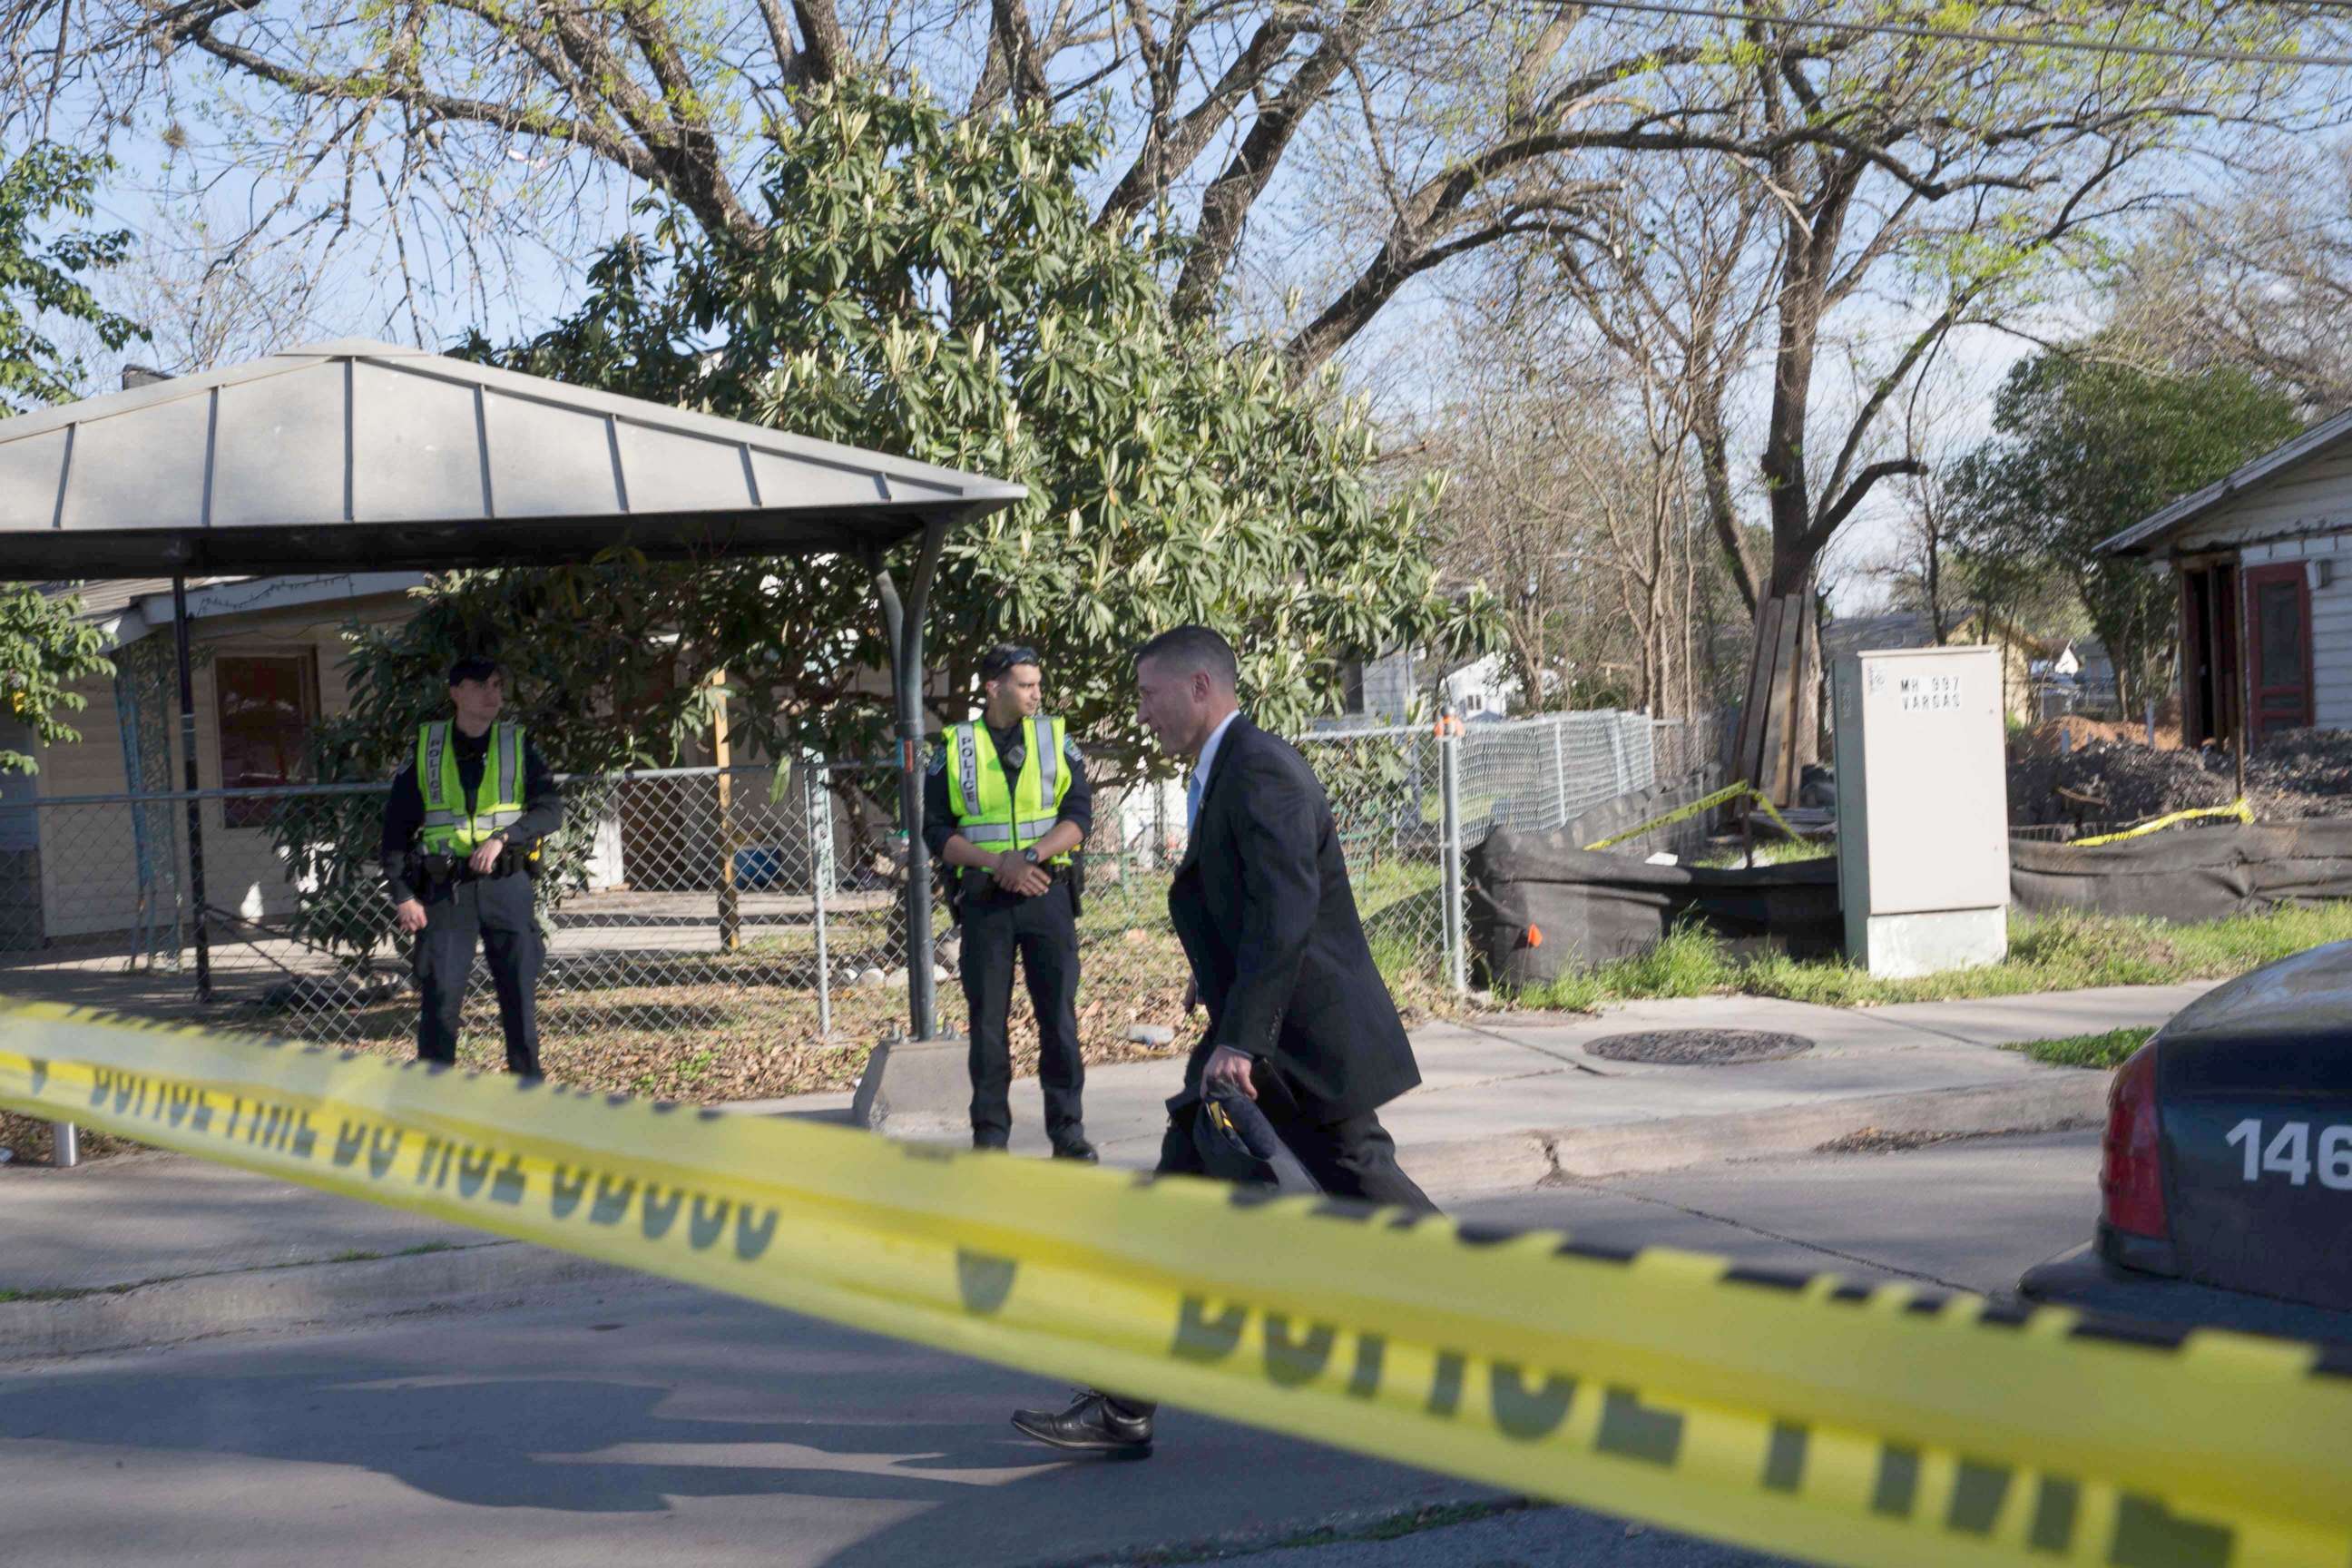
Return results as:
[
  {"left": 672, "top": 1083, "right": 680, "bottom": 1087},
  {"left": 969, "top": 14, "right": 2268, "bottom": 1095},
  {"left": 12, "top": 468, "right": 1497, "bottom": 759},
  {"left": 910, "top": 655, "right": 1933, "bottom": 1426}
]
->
[
  {"left": 283, "top": 88, "right": 1494, "bottom": 956},
  {"left": 316, "top": 87, "right": 1493, "bottom": 789}
]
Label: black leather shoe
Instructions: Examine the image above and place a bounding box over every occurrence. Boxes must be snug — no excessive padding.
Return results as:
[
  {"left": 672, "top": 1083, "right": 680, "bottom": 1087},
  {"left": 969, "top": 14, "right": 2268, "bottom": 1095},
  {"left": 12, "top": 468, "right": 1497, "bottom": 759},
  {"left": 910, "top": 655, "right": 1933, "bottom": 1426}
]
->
[
  {"left": 1050, "top": 1135, "right": 1098, "bottom": 1162},
  {"left": 973, "top": 1133, "right": 1010, "bottom": 1152},
  {"left": 1011, "top": 1391, "right": 1152, "bottom": 1455}
]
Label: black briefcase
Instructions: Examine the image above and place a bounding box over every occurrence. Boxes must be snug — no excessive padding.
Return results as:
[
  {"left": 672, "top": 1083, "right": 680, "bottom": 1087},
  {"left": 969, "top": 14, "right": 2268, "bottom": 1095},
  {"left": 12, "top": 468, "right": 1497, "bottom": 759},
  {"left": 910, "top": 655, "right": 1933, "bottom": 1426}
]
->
[{"left": 1188, "top": 1084, "right": 1321, "bottom": 1194}]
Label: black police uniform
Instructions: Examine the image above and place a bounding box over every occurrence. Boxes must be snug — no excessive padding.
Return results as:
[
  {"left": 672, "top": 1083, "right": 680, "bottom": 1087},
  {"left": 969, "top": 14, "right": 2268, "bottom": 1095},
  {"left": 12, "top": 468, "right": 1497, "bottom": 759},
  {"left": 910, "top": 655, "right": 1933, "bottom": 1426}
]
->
[
  {"left": 924, "top": 722, "right": 1093, "bottom": 1149},
  {"left": 380, "top": 730, "right": 563, "bottom": 1076}
]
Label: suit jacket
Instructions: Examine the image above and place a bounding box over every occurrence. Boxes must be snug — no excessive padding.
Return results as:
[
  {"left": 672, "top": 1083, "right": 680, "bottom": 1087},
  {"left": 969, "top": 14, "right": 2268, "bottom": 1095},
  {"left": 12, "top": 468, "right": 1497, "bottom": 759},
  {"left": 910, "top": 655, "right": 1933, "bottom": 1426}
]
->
[{"left": 1168, "top": 715, "right": 1420, "bottom": 1122}]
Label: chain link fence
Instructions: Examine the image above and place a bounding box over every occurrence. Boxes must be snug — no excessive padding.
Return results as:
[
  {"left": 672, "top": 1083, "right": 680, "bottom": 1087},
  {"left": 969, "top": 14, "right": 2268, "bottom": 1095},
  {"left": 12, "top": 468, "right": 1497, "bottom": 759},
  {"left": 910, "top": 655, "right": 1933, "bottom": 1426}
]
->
[{"left": 0, "top": 710, "right": 1719, "bottom": 1099}]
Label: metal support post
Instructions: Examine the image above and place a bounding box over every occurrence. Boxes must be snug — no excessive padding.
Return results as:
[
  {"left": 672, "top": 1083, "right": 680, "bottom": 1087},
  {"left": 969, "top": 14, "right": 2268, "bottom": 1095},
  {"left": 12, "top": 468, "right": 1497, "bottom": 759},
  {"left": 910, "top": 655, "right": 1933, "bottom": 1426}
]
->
[
  {"left": 52, "top": 1121, "right": 78, "bottom": 1169},
  {"left": 806, "top": 760, "right": 832, "bottom": 1040},
  {"left": 2235, "top": 562, "right": 2251, "bottom": 801},
  {"left": 869, "top": 519, "right": 950, "bottom": 1041},
  {"left": 1438, "top": 711, "right": 1467, "bottom": 996},
  {"left": 172, "top": 576, "right": 211, "bottom": 999},
  {"left": 710, "top": 670, "right": 740, "bottom": 954}
]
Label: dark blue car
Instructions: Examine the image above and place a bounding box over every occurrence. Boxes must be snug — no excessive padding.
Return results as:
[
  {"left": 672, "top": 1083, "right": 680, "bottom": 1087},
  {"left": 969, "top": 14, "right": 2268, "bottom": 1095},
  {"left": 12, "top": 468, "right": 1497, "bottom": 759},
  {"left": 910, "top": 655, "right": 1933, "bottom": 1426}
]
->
[{"left": 2022, "top": 940, "right": 2352, "bottom": 1344}]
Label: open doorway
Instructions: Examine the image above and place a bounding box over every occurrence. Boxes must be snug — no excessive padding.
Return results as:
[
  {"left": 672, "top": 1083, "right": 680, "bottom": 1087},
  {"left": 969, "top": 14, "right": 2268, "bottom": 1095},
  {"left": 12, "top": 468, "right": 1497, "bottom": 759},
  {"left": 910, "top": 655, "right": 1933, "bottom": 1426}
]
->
[{"left": 2180, "top": 561, "right": 2240, "bottom": 748}]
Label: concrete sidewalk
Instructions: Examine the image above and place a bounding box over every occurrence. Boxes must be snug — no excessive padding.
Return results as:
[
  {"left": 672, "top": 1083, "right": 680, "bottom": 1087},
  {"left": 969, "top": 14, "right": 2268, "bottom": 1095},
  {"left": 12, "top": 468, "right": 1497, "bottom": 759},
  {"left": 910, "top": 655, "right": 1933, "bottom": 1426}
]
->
[
  {"left": 736, "top": 981, "right": 2205, "bottom": 1188},
  {"left": 0, "top": 983, "right": 2205, "bottom": 1357}
]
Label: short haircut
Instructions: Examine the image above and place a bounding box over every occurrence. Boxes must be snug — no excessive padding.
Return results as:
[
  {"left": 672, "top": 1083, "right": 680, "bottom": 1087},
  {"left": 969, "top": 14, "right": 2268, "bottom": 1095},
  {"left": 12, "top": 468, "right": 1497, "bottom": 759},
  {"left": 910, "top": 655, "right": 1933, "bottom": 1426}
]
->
[
  {"left": 979, "top": 643, "right": 1042, "bottom": 683},
  {"left": 447, "top": 655, "right": 501, "bottom": 686},
  {"left": 1134, "top": 625, "right": 1238, "bottom": 691}
]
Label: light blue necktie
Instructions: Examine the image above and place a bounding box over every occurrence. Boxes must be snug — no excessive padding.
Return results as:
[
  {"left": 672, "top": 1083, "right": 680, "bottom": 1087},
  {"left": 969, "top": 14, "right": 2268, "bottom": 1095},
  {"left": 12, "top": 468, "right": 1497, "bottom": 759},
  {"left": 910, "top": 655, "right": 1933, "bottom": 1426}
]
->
[{"left": 1185, "top": 769, "right": 1205, "bottom": 836}]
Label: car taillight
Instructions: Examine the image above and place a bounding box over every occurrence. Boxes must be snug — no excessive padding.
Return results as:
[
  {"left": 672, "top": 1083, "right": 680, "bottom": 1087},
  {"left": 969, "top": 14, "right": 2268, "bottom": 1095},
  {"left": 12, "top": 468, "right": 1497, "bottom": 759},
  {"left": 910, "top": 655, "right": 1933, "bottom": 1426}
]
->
[{"left": 2101, "top": 1043, "right": 2167, "bottom": 1239}]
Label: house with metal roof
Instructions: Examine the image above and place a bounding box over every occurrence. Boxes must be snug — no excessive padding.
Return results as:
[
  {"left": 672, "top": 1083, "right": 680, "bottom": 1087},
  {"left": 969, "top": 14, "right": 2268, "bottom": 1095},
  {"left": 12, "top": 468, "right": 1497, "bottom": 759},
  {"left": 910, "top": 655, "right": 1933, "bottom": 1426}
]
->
[
  {"left": 0, "top": 341, "right": 1019, "bottom": 1051},
  {"left": 2098, "top": 407, "right": 2352, "bottom": 748},
  {"left": 1, "top": 573, "right": 428, "bottom": 951}
]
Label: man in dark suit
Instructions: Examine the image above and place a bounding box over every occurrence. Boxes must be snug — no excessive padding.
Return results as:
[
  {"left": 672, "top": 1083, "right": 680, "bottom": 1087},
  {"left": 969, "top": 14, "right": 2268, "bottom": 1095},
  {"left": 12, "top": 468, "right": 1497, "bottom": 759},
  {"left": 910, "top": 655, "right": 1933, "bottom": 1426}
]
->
[{"left": 1010, "top": 624, "right": 1436, "bottom": 1457}]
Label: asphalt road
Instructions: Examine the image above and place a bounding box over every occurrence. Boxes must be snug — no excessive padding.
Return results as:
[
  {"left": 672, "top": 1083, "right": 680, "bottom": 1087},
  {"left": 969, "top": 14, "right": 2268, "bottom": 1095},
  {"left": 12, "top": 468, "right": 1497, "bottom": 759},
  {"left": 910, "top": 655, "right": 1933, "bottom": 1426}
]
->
[
  {"left": 0, "top": 1131, "right": 2102, "bottom": 1568},
  {"left": 1461, "top": 1127, "right": 2102, "bottom": 1297}
]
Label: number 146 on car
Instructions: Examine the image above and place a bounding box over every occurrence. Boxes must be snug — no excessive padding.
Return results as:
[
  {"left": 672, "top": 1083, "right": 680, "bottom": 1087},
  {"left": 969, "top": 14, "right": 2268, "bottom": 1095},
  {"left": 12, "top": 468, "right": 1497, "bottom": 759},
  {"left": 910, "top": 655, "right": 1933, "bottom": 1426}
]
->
[{"left": 2226, "top": 1118, "right": 2352, "bottom": 1188}]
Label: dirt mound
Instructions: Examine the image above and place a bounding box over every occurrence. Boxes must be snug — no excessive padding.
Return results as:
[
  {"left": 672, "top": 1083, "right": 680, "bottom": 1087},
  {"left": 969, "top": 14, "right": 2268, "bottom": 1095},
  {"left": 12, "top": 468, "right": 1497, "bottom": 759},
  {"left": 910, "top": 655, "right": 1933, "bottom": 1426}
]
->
[
  {"left": 2014, "top": 715, "right": 2183, "bottom": 758},
  {"left": 2008, "top": 728, "right": 2352, "bottom": 826}
]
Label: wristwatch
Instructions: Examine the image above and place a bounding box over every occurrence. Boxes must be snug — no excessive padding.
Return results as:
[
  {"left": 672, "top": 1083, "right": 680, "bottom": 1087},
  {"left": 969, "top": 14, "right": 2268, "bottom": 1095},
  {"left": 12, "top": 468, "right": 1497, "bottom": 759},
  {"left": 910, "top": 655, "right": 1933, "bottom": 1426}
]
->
[{"left": 1021, "top": 848, "right": 1041, "bottom": 865}]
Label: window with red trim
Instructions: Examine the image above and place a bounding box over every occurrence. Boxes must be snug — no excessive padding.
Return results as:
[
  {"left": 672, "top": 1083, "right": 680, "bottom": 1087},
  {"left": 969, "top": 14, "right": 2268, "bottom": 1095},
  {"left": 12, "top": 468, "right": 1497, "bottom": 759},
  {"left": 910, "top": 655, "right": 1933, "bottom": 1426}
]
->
[{"left": 215, "top": 652, "right": 320, "bottom": 828}]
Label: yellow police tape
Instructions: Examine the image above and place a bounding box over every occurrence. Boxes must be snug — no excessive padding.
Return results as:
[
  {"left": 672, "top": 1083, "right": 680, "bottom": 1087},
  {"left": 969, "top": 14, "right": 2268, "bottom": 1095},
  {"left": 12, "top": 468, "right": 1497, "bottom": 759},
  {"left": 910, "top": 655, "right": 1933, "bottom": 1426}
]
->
[
  {"left": 2069, "top": 799, "right": 2256, "bottom": 849},
  {"left": 1584, "top": 783, "right": 1807, "bottom": 853},
  {"left": 5, "top": 997, "right": 2349, "bottom": 1568}
]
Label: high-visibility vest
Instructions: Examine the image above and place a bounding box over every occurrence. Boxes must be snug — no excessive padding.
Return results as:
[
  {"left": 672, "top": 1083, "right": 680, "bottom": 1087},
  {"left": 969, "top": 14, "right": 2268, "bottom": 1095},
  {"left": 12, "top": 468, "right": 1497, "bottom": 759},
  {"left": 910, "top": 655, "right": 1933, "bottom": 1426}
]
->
[
  {"left": 946, "top": 715, "right": 1073, "bottom": 864},
  {"left": 415, "top": 720, "right": 527, "bottom": 854}
]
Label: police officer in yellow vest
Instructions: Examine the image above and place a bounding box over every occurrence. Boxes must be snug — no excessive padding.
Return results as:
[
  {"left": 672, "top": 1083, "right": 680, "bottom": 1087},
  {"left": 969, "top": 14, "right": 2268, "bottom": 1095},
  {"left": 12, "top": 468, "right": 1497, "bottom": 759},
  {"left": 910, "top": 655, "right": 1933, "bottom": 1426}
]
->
[
  {"left": 378, "top": 656, "right": 564, "bottom": 1077},
  {"left": 922, "top": 644, "right": 1096, "bottom": 1158}
]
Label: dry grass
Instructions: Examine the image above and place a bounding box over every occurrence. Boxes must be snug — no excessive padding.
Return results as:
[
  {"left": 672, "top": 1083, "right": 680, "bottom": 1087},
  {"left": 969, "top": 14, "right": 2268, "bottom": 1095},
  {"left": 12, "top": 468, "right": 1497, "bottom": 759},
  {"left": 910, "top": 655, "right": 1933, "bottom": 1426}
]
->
[{"left": 0, "top": 1110, "right": 151, "bottom": 1166}]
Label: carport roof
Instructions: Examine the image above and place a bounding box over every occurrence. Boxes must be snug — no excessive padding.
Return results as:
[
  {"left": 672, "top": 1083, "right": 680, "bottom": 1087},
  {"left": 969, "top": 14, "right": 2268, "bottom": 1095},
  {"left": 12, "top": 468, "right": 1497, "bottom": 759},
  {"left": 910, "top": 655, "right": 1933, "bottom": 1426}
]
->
[{"left": 0, "top": 338, "right": 1024, "bottom": 579}]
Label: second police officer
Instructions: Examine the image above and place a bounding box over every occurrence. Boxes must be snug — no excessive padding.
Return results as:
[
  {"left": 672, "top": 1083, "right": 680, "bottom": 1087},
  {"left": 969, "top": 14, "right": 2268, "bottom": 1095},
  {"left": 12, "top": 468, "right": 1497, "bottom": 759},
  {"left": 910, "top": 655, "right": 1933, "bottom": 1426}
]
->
[
  {"left": 381, "top": 655, "right": 563, "bottom": 1078},
  {"left": 924, "top": 644, "right": 1096, "bottom": 1159}
]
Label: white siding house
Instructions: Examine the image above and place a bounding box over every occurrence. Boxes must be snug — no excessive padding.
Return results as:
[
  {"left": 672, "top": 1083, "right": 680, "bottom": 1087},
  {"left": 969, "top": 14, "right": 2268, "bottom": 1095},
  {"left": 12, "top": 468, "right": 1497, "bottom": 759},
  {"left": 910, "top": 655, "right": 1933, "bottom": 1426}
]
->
[
  {"left": 2101, "top": 411, "right": 2352, "bottom": 744},
  {"left": 19, "top": 575, "right": 421, "bottom": 943}
]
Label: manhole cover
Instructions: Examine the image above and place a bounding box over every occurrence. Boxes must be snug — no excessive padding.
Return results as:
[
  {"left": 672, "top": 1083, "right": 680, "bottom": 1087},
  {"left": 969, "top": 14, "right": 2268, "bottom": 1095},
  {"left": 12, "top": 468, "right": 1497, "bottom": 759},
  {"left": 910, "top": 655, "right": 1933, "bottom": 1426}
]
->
[{"left": 1585, "top": 1029, "right": 1814, "bottom": 1066}]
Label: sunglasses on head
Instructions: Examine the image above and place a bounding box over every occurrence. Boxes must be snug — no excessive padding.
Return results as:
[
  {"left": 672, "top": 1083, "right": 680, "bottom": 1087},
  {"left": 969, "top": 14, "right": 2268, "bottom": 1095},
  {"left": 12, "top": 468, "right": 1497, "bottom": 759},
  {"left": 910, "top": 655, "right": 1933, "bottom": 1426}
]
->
[{"left": 982, "top": 648, "right": 1041, "bottom": 681}]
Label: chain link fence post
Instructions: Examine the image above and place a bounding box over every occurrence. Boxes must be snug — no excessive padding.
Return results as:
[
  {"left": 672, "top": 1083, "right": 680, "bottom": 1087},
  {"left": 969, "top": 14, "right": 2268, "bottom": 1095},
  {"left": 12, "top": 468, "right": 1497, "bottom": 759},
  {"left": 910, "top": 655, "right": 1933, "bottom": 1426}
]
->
[
  {"left": 1550, "top": 714, "right": 1570, "bottom": 830},
  {"left": 1438, "top": 710, "right": 1467, "bottom": 997},
  {"left": 805, "top": 760, "right": 832, "bottom": 1040},
  {"left": 710, "top": 673, "right": 741, "bottom": 955}
]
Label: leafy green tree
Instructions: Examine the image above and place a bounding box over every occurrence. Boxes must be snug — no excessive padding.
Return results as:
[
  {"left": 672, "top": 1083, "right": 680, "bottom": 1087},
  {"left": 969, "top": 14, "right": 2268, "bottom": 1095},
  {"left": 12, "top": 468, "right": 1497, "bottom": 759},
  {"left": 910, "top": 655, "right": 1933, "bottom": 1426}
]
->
[
  {"left": 0, "top": 143, "right": 143, "bottom": 769},
  {"left": 0, "top": 588, "right": 113, "bottom": 772},
  {"left": 328, "top": 86, "right": 1491, "bottom": 773},
  {"left": 1950, "top": 348, "right": 2303, "bottom": 715},
  {"left": 285, "top": 84, "right": 1495, "bottom": 957},
  {"left": 1, "top": 142, "right": 144, "bottom": 413}
]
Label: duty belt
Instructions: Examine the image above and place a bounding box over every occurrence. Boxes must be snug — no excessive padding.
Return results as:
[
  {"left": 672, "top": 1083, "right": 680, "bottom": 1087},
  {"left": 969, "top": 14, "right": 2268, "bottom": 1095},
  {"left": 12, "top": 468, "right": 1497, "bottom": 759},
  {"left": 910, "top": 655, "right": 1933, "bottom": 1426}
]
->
[
  {"left": 959, "top": 861, "right": 1072, "bottom": 891},
  {"left": 415, "top": 848, "right": 530, "bottom": 885}
]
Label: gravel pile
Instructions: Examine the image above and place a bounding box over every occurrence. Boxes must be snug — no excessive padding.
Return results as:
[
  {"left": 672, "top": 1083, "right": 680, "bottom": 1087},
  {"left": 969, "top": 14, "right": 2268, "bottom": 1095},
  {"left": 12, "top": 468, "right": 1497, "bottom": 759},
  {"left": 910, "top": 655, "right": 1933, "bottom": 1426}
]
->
[{"left": 2009, "top": 728, "right": 2352, "bottom": 826}]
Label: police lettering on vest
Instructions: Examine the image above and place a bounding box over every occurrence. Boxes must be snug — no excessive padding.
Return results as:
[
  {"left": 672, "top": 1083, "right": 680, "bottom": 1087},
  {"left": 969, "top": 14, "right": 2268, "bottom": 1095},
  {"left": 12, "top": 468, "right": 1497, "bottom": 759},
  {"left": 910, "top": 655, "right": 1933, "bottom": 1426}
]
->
[
  {"left": 415, "top": 720, "right": 528, "bottom": 855},
  {"left": 946, "top": 715, "right": 1073, "bottom": 865}
]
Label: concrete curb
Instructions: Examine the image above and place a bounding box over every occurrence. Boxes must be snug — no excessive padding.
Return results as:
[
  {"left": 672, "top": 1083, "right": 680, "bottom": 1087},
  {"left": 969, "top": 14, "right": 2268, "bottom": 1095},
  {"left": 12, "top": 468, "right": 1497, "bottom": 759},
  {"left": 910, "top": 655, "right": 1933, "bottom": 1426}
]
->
[
  {"left": 1410, "top": 1071, "right": 2112, "bottom": 1193},
  {"left": 0, "top": 1240, "right": 647, "bottom": 1365}
]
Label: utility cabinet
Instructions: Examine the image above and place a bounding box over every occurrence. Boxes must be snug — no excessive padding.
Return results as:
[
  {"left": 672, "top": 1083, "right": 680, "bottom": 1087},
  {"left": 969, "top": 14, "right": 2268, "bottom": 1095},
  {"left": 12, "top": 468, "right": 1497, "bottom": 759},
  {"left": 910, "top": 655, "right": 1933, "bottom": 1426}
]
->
[{"left": 1831, "top": 647, "right": 2009, "bottom": 978}]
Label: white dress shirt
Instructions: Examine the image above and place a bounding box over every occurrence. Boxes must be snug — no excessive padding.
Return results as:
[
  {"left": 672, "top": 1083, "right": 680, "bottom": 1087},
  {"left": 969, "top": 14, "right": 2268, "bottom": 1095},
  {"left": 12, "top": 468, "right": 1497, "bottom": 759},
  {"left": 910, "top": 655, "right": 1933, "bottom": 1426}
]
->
[{"left": 1187, "top": 710, "right": 1243, "bottom": 836}]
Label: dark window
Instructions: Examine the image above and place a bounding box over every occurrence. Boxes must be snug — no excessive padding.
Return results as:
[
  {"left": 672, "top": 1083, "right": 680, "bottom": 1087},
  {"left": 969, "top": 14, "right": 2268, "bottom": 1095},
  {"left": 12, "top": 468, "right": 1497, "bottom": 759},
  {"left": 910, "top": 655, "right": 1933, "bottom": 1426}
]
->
[
  {"left": 2258, "top": 581, "right": 2303, "bottom": 687},
  {"left": 216, "top": 652, "right": 319, "bottom": 827},
  {"left": 1341, "top": 662, "right": 1367, "bottom": 715}
]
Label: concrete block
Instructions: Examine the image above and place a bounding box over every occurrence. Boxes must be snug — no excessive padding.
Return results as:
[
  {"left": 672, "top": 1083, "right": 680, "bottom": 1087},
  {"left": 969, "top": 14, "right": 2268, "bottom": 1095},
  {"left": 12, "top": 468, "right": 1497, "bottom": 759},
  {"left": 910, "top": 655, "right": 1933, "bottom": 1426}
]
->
[
  {"left": 1850, "top": 906, "right": 2007, "bottom": 980},
  {"left": 849, "top": 1034, "right": 971, "bottom": 1140}
]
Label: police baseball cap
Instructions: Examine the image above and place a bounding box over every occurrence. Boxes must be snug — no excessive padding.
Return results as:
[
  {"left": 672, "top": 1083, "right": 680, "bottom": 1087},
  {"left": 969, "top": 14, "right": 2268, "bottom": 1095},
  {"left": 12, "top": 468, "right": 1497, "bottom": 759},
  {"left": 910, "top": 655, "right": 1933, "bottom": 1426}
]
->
[{"left": 447, "top": 655, "right": 502, "bottom": 686}]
